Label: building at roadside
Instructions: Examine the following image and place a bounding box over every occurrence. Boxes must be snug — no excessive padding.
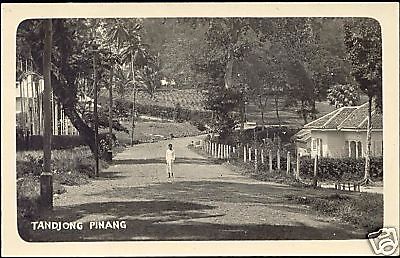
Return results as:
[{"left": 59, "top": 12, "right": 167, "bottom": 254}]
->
[{"left": 293, "top": 102, "right": 383, "bottom": 158}]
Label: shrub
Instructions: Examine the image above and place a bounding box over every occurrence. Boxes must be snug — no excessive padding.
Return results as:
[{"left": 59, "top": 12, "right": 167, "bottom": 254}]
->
[
  {"left": 299, "top": 156, "right": 383, "bottom": 181},
  {"left": 114, "top": 98, "right": 213, "bottom": 124},
  {"left": 16, "top": 134, "right": 86, "bottom": 151},
  {"left": 286, "top": 191, "right": 383, "bottom": 231},
  {"left": 16, "top": 155, "right": 43, "bottom": 178}
]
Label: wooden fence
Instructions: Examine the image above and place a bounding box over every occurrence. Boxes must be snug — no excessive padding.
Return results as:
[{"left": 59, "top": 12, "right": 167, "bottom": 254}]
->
[{"left": 200, "top": 140, "right": 361, "bottom": 192}]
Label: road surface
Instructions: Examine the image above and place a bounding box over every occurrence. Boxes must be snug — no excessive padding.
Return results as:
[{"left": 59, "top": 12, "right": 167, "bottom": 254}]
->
[{"left": 25, "top": 136, "right": 366, "bottom": 241}]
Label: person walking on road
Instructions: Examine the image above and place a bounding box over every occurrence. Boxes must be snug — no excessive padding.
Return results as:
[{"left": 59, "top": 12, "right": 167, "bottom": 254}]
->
[{"left": 166, "top": 143, "right": 176, "bottom": 178}]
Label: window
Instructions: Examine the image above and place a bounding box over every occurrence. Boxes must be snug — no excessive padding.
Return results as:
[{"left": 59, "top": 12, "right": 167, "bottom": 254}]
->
[
  {"left": 312, "top": 138, "right": 322, "bottom": 156},
  {"left": 357, "top": 141, "right": 362, "bottom": 158},
  {"left": 346, "top": 140, "right": 363, "bottom": 158},
  {"left": 350, "top": 141, "right": 356, "bottom": 158},
  {"left": 312, "top": 139, "right": 317, "bottom": 151},
  {"left": 317, "top": 138, "right": 323, "bottom": 156}
]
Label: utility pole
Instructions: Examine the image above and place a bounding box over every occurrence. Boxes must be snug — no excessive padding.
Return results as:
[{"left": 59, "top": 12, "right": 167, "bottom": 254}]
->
[{"left": 40, "top": 19, "right": 53, "bottom": 210}]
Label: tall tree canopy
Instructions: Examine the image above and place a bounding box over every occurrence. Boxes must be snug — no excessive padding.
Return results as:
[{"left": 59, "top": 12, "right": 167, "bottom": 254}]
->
[
  {"left": 16, "top": 18, "right": 159, "bottom": 153},
  {"left": 344, "top": 18, "right": 382, "bottom": 183}
]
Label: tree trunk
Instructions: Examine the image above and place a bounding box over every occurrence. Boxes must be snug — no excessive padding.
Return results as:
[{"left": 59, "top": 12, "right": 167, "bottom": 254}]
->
[
  {"left": 56, "top": 95, "right": 96, "bottom": 153},
  {"left": 364, "top": 96, "right": 373, "bottom": 183},
  {"left": 109, "top": 64, "right": 114, "bottom": 150},
  {"left": 224, "top": 20, "right": 240, "bottom": 89},
  {"left": 274, "top": 94, "right": 281, "bottom": 127},
  {"left": 130, "top": 50, "right": 136, "bottom": 146},
  {"left": 258, "top": 95, "right": 266, "bottom": 130},
  {"left": 224, "top": 56, "right": 234, "bottom": 89},
  {"left": 301, "top": 101, "right": 308, "bottom": 124},
  {"left": 93, "top": 50, "right": 99, "bottom": 176}
]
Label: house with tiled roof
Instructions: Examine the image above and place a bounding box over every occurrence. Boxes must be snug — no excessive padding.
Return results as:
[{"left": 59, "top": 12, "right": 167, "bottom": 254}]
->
[{"left": 293, "top": 102, "right": 383, "bottom": 158}]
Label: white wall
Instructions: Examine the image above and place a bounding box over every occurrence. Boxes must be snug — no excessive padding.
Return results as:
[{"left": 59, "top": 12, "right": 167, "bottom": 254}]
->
[
  {"left": 343, "top": 130, "right": 383, "bottom": 157},
  {"left": 310, "top": 131, "right": 344, "bottom": 158},
  {"left": 310, "top": 130, "right": 383, "bottom": 158}
]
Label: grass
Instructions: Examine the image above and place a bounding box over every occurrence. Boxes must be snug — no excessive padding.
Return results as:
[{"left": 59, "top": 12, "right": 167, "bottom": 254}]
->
[
  {"left": 190, "top": 141, "right": 383, "bottom": 232},
  {"left": 16, "top": 146, "right": 110, "bottom": 238},
  {"left": 285, "top": 191, "right": 383, "bottom": 232},
  {"left": 113, "top": 120, "right": 203, "bottom": 146},
  {"left": 101, "top": 87, "right": 344, "bottom": 129},
  {"left": 231, "top": 158, "right": 383, "bottom": 232}
]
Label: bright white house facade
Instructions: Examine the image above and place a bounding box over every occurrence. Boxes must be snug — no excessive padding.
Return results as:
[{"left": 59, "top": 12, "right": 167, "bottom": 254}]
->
[
  {"left": 16, "top": 70, "right": 79, "bottom": 136},
  {"left": 294, "top": 102, "right": 383, "bottom": 158}
]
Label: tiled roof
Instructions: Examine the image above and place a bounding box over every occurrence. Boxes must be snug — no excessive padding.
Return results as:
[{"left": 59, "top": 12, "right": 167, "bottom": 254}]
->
[
  {"left": 340, "top": 102, "right": 383, "bottom": 129},
  {"left": 304, "top": 102, "right": 382, "bottom": 130},
  {"left": 293, "top": 129, "right": 311, "bottom": 142},
  {"left": 303, "top": 109, "right": 341, "bottom": 129}
]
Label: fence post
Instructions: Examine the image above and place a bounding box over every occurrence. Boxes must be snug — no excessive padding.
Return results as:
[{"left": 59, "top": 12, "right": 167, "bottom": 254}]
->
[
  {"left": 269, "top": 150, "right": 273, "bottom": 172},
  {"left": 219, "top": 144, "right": 222, "bottom": 159},
  {"left": 277, "top": 149, "right": 281, "bottom": 171},
  {"left": 243, "top": 146, "right": 247, "bottom": 163},
  {"left": 296, "top": 152, "right": 300, "bottom": 180},
  {"left": 313, "top": 155, "right": 318, "bottom": 188},
  {"left": 286, "top": 151, "right": 291, "bottom": 175},
  {"left": 254, "top": 148, "right": 258, "bottom": 171},
  {"left": 248, "top": 147, "right": 252, "bottom": 162},
  {"left": 224, "top": 145, "right": 228, "bottom": 159},
  {"left": 261, "top": 149, "right": 264, "bottom": 164}
]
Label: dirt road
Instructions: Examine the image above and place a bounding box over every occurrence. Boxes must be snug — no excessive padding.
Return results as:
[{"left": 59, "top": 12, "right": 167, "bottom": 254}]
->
[{"left": 27, "top": 136, "right": 365, "bottom": 241}]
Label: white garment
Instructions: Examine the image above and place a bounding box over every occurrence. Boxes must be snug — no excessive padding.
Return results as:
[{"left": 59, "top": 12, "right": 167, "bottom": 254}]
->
[
  {"left": 165, "top": 149, "right": 175, "bottom": 162},
  {"left": 166, "top": 149, "right": 175, "bottom": 175}
]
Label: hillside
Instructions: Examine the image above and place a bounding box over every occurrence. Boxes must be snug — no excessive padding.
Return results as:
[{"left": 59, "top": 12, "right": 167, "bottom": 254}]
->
[{"left": 99, "top": 88, "right": 363, "bottom": 129}]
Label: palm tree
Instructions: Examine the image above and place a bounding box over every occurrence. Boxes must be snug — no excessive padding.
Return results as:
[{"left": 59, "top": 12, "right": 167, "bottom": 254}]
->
[{"left": 107, "top": 19, "right": 148, "bottom": 146}]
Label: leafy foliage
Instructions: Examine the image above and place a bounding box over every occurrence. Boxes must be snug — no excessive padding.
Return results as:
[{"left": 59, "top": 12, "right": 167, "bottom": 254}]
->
[
  {"left": 344, "top": 18, "right": 382, "bottom": 110},
  {"left": 327, "top": 84, "right": 360, "bottom": 108},
  {"left": 299, "top": 157, "right": 383, "bottom": 181}
]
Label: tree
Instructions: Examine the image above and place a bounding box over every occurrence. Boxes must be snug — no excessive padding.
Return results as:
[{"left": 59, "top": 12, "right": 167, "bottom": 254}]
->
[
  {"left": 16, "top": 19, "right": 130, "bottom": 154},
  {"left": 250, "top": 17, "right": 354, "bottom": 124},
  {"left": 344, "top": 18, "right": 382, "bottom": 184},
  {"left": 326, "top": 84, "right": 360, "bottom": 108},
  {"left": 110, "top": 20, "right": 154, "bottom": 146}
]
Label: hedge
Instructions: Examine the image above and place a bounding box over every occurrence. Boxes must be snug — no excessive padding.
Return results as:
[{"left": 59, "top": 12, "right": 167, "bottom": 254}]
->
[
  {"left": 114, "top": 98, "right": 213, "bottom": 131},
  {"left": 298, "top": 157, "right": 383, "bottom": 181},
  {"left": 16, "top": 135, "right": 85, "bottom": 151},
  {"left": 232, "top": 151, "right": 383, "bottom": 181},
  {"left": 16, "top": 133, "right": 116, "bottom": 152}
]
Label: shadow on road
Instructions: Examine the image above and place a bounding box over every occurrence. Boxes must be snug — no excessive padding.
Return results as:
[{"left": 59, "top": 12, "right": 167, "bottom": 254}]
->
[
  {"left": 19, "top": 180, "right": 365, "bottom": 242},
  {"left": 20, "top": 198, "right": 362, "bottom": 242}
]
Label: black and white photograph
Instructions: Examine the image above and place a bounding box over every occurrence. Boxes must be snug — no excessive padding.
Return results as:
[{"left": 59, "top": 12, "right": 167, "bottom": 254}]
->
[{"left": 2, "top": 2, "right": 399, "bottom": 257}]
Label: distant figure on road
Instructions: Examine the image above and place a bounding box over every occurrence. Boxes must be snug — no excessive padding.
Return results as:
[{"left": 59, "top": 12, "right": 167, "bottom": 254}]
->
[{"left": 165, "top": 143, "right": 176, "bottom": 178}]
